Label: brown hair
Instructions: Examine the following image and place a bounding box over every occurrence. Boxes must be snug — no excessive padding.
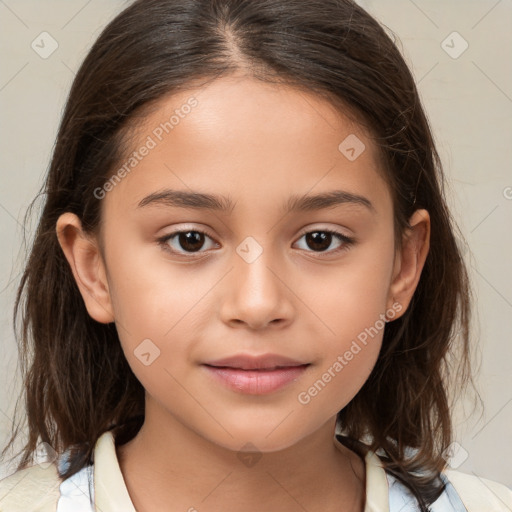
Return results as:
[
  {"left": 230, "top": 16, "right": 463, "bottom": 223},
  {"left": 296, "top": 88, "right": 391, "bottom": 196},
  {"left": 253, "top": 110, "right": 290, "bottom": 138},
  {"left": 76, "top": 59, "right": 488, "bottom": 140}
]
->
[{"left": 2, "top": 0, "right": 481, "bottom": 509}]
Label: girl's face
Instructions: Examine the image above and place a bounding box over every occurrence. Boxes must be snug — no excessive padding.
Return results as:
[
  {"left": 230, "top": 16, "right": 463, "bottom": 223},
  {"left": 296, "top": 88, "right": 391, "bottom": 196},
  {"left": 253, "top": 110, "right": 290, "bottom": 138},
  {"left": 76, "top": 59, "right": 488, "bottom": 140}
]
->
[{"left": 59, "top": 74, "right": 429, "bottom": 453}]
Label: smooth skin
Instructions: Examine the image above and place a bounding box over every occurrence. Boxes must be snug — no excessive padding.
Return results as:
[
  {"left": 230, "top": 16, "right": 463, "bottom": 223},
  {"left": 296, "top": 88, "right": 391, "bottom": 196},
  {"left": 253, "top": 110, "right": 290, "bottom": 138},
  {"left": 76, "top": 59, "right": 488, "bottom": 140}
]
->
[{"left": 56, "top": 74, "right": 430, "bottom": 512}]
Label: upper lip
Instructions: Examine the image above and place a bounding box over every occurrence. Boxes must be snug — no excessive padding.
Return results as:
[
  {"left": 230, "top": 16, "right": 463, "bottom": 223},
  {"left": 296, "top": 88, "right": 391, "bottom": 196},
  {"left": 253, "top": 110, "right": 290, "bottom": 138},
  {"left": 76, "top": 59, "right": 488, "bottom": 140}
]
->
[{"left": 202, "top": 353, "right": 310, "bottom": 370}]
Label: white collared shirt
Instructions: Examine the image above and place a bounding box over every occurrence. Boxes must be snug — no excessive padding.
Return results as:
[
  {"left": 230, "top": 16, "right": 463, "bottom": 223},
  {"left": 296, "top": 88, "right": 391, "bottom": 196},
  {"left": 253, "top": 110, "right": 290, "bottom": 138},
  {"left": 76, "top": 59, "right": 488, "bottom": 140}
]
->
[{"left": 51, "top": 431, "right": 512, "bottom": 512}]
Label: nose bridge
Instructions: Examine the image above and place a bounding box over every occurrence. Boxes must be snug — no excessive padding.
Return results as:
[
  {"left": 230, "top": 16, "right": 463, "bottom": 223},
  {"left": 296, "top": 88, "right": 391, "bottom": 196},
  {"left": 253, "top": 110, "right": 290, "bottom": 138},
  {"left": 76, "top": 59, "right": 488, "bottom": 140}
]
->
[
  {"left": 233, "top": 234, "right": 280, "bottom": 295},
  {"left": 219, "top": 233, "right": 292, "bottom": 328}
]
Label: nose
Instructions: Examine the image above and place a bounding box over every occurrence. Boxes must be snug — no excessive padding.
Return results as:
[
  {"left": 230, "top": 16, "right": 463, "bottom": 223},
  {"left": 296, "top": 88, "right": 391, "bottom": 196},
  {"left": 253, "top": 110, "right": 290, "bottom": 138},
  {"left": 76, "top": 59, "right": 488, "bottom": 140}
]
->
[{"left": 219, "top": 243, "right": 294, "bottom": 330}]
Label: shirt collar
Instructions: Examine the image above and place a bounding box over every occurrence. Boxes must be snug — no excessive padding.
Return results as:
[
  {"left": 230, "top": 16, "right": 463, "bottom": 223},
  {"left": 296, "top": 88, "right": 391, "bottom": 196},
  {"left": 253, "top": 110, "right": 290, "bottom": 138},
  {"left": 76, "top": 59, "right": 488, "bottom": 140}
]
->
[
  {"left": 93, "top": 431, "right": 137, "bottom": 511},
  {"left": 92, "top": 430, "right": 389, "bottom": 511},
  {"left": 332, "top": 435, "right": 390, "bottom": 512}
]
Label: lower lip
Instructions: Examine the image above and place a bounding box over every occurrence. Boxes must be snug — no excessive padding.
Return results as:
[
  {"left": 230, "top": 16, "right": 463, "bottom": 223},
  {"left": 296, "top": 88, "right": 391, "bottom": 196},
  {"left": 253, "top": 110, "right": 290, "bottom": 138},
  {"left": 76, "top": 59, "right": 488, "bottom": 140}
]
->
[{"left": 202, "top": 364, "right": 310, "bottom": 395}]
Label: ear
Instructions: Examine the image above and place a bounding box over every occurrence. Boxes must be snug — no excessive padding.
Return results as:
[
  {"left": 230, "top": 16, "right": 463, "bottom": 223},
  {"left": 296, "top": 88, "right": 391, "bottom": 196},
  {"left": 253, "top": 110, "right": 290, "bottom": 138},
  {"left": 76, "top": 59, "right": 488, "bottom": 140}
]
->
[
  {"left": 55, "top": 212, "right": 114, "bottom": 324},
  {"left": 386, "top": 209, "right": 430, "bottom": 319}
]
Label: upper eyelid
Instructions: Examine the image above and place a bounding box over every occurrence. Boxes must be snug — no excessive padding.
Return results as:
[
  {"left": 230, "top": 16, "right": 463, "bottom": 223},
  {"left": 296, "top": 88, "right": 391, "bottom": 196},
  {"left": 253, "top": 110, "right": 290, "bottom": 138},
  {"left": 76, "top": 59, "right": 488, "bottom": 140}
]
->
[{"left": 161, "top": 224, "right": 352, "bottom": 239}]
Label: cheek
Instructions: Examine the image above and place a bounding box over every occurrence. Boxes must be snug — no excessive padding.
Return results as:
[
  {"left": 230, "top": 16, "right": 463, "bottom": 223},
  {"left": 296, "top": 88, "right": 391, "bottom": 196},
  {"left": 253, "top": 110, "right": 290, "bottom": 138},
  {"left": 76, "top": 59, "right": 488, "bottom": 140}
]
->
[
  {"left": 313, "top": 239, "right": 395, "bottom": 339},
  {"left": 104, "top": 241, "right": 216, "bottom": 388},
  {"left": 106, "top": 234, "right": 207, "bottom": 332},
  {"left": 296, "top": 287, "right": 387, "bottom": 419},
  {"left": 296, "top": 239, "right": 394, "bottom": 409},
  {"left": 296, "top": 341, "right": 380, "bottom": 426}
]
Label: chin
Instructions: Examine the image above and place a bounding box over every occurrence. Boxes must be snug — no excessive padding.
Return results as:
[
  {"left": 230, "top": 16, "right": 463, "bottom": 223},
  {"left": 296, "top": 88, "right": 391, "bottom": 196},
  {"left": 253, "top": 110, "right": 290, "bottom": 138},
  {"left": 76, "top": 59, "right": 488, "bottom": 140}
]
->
[{"left": 203, "top": 423, "right": 307, "bottom": 454}]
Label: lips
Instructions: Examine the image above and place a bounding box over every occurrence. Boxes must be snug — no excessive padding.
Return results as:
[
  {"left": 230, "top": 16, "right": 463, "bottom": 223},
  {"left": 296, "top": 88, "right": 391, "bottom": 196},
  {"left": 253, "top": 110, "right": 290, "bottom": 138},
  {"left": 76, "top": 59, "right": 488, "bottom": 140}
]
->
[
  {"left": 201, "top": 353, "right": 311, "bottom": 394},
  {"left": 202, "top": 353, "right": 309, "bottom": 370},
  {"left": 202, "top": 365, "right": 310, "bottom": 394}
]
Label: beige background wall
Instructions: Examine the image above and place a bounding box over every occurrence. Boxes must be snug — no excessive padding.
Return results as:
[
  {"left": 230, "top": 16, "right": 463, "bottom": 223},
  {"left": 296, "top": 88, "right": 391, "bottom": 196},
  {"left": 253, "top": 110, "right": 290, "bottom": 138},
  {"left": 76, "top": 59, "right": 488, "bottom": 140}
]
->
[{"left": 1, "top": 0, "right": 511, "bottom": 488}]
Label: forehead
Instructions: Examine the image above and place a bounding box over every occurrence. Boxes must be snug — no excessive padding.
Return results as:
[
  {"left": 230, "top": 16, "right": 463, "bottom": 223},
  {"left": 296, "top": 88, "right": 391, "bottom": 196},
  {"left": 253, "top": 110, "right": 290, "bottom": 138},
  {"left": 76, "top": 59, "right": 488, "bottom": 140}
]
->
[{"left": 103, "top": 75, "right": 390, "bottom": 218}]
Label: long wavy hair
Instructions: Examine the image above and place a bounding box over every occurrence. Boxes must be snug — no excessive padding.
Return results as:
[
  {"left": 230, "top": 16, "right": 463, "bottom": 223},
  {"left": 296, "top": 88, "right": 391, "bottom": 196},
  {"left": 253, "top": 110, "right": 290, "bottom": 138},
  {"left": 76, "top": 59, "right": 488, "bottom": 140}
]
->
[{"left": 2, "top": 0, "right": 481, "bottom": 509}]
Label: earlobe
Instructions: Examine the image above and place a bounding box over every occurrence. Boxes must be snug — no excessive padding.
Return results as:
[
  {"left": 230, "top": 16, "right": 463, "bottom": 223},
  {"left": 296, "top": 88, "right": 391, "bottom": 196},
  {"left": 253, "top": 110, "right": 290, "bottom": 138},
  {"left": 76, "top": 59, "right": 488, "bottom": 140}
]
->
[
  {"left": 387, "top": 209, "right": 430, "bottom": 318},
  {"left": 55, "top": 212, "right": 115, "bottom": 324}
]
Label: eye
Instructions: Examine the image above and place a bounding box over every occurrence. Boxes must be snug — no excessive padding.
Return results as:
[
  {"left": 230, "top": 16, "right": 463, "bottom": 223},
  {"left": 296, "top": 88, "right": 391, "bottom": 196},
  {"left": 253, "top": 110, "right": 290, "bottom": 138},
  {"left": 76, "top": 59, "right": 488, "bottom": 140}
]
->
[
  {"left": 294, "top": 228, "right": 354, "bottom": 255},
  {"left": 157, "top": 229, "right": 218, "bottom": 256}
]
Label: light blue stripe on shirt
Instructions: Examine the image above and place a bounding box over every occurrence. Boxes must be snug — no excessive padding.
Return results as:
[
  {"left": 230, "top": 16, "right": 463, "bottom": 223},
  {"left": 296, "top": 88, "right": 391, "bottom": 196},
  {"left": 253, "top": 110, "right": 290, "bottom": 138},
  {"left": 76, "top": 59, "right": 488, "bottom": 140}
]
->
[
  {"left": 387, "top": 472, "right": 469, "bottom": 511},
  {"left": 57, "top": 452, "right": 95, "bottom": 512}
]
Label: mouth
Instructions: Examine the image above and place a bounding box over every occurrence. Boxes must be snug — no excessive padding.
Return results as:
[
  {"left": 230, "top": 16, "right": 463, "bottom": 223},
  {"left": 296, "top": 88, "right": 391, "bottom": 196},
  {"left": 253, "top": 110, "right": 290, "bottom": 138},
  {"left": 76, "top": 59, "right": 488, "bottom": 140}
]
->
[
  {"left": 202, "top": 353, "right": 310, "bottom": 371},
  {"left": 204, "top": 364, "right": 308, "bottom": 371},
  {"left": 201, "top": 363, "right": 311, "bottom": 395}
]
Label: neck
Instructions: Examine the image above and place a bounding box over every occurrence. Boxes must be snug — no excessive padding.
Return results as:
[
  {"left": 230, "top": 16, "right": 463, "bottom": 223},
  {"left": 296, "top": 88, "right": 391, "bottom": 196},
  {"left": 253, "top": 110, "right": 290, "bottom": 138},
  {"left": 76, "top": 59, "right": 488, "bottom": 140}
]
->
[{"left": 116, "top": 399, "right": 366, "bottom": 512}]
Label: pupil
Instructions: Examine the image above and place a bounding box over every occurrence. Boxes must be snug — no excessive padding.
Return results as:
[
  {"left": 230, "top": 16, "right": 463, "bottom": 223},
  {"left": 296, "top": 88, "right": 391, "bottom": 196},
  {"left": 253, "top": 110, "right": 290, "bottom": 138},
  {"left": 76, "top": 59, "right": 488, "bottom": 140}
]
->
[
  {"left": 179, "top": 231, "right": 204, "bottom": 252},
  {"left": 306, "top": 232, "right": 331, "bottom": 252}
]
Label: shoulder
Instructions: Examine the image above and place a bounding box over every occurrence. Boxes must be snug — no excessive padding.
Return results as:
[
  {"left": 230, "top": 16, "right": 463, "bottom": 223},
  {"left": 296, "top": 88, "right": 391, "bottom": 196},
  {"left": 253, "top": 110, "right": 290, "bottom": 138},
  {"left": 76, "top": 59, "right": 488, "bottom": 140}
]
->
[
  {"left": 0, "top": 462, "right": 61, "bottom": 511},
  {"left": 386, "top": 467, "right": 512, "bottom": 511},
  {"left": 0, "top": 459, "right": 95, "bottom": 512},
  {"left": 442, "top": 468, "right": 512, "bottom": 511}
]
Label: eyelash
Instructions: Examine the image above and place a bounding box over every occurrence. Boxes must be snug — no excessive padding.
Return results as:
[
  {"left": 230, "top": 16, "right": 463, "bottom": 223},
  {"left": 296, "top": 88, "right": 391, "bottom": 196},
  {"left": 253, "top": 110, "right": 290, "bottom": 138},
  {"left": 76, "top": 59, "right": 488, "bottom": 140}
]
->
[{"left": 156, "top": 227, "right": 355, "bottom": 258}]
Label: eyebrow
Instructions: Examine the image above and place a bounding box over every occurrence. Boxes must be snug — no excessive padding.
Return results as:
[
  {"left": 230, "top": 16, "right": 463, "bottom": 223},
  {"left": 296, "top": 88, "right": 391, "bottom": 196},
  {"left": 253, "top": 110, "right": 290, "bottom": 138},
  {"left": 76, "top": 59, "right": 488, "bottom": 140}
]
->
[{"left": 137, "top": 188, "right": 375, "bottom": 214}]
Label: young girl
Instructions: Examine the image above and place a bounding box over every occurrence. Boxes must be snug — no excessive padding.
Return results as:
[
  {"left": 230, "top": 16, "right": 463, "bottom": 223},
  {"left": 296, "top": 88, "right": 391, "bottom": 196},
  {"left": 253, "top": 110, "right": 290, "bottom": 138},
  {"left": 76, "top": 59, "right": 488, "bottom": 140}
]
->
[{"left": 1, "top": 0, "right": 510, "bottom": 510}]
